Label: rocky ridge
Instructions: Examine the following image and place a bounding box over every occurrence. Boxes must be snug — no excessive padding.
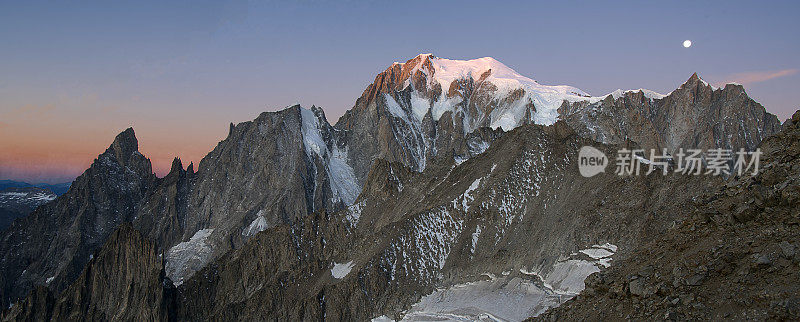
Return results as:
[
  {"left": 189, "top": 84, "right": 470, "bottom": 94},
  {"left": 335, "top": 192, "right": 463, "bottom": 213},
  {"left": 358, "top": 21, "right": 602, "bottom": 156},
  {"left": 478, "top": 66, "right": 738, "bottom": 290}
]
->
[
  {"left": 559, "top": 73, "right": 780, "bottom": 156},
  {"left": 181, "top": 121, "right": 723, "bottom": 320},
  {"left": 5, "top": 120, "right": 723, "bottom": 320},
  {"left": 534, "top": 110, "right": 800, "bottom": 321}
]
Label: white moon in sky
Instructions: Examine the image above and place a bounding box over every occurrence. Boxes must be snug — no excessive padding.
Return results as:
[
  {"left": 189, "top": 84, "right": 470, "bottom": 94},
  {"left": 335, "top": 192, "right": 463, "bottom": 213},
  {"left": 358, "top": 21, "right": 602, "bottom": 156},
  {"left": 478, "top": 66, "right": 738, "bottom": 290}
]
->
[{"left": 683, "top": 40, "right": 692, "bottom": 48}]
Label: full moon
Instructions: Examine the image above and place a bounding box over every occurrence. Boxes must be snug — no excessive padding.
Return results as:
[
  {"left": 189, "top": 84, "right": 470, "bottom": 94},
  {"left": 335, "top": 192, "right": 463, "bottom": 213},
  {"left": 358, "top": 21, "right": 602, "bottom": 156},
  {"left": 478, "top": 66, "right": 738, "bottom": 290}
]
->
[{"left": 683, "top": 40, "right": 692, "bottom": 48}]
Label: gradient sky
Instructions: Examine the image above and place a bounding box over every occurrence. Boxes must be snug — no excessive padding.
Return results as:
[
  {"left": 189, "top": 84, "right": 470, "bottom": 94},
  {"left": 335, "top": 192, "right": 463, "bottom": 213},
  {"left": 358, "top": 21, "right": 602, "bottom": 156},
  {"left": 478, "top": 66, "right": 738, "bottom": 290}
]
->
[{"left": 1, "top": 0, "right": 799, "bottom": 184}]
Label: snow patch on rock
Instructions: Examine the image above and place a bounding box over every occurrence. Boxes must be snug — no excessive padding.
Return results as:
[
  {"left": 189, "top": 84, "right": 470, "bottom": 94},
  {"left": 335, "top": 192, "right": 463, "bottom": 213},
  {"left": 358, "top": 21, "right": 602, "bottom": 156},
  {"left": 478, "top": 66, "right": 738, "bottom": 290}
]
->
[
  {"left": 542, "top": 259, "right": 602, "bottom": 295},
  {"left": 331, "top": 261, "right": 354, "bottom": 279},
  {"left": 165, "top": 228, "right": 215, "bottom": 286},
  {"left": 300, "top": 107, "right": 360, "bottom": 205},
  {"left": 242, "top": 210, "right": 268, "bottom": 237},
  {"left": 402, "top": 275, "right": 564, "bottom": 321},
  {"left": 521, "top": 243, "right": 619, "bottom": 296},
  {"left": 345, "top": 200, "right": 365, "bottom": 226},
  {"left": 462, "top": 178, "right": 481, "bottom": 212},
  {"left": 470, "top": 225, "right": 482, "bottom": 254},
  {"left": 580, "top": 248, "right": 614, "bottom": 260},
  {"left": 383, "top": 94, "right": 429, "bottom": 172},
  {"left": 328, "top": 147, "right": 360, "bottom": 205},
  {"left": 607, "top": 88, "right": 666, "bottom": 100}
]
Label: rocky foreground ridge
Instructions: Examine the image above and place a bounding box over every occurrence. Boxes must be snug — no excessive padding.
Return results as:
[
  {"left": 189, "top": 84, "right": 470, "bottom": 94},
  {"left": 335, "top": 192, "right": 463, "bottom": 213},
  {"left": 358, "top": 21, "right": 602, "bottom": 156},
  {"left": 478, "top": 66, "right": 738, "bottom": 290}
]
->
[{"left": 534, "top": 111, "right": 800, "bottom": 321}]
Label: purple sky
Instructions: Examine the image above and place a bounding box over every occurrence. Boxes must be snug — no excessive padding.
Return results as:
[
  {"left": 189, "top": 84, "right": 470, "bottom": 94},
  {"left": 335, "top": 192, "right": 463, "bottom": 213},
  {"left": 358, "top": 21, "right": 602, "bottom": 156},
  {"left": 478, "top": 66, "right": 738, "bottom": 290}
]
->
[{"left": 1, "top": 0, "right": 798, "bottom": 183}]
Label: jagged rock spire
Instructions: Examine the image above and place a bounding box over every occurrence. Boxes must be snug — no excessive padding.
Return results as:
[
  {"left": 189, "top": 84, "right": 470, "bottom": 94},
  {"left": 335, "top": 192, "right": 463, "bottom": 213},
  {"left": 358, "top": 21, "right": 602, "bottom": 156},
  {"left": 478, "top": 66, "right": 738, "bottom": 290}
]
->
[
  {"left": 105, "top": 127, "right": 140, "bottom": 168},
  {"left": 170, "top": 157, "right": 183, "bottom": 174}
]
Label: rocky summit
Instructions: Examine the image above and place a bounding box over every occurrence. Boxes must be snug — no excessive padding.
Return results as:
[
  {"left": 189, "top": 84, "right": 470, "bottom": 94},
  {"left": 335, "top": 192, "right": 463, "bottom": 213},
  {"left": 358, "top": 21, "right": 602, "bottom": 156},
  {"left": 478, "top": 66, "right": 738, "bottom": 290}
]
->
[
  {"left": 0, "top": 54, "right": 792, "bottom": 321},
  {"left": 559, "top": 73, "right": 781, "bottom": 156},
  {"left": 0, "top": 128, "right": 156, "bottom": 308}
]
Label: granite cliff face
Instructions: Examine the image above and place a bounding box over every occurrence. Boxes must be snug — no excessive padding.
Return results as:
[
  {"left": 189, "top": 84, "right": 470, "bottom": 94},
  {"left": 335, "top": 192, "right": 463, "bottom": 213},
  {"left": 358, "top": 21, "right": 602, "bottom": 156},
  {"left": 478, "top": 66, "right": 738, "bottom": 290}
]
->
[
  {"left": 3, "top": 224, "right": 172, "bottom": 321},
  {"left": 0, "top": 54, "right": 787, "bottom": 320},
  {"left": 134, "top": 105, "right": 368, "bottom": 285}
]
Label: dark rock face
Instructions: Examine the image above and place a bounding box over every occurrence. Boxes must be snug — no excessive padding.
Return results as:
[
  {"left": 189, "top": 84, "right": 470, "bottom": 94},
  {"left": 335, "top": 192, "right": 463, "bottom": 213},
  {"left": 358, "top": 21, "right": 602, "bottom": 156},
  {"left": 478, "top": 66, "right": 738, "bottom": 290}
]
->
[
  {"left": 533, "top": 110, "right": 800, "bottom": 321},
  {"left": 174, "top": 210, "right": 344, "bottom": 321},
  {"left": 125, "top": 55, "right": 521, "bottom": 285},
  {"left": 559, "top": 73, "right": 781, "bottom": 156},
  {"left": 132, "top": 157, "right": 192, "bottom": 257},
  {"left": 2, "top": 224, "right": 172, "bottom": 321},
  {"left": 0, "top": 128, "right": 156, "bottom": 308}
]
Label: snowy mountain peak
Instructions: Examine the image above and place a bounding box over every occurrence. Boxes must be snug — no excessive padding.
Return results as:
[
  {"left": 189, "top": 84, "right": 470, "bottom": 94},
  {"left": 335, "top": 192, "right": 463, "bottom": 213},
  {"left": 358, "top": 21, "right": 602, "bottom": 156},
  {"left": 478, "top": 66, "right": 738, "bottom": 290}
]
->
[
  {"left": 402, "top": 53, "right": 591, "bottom": 98},
  {"left": 368, "top": 54, "right": 597, "bottom": 130},
  {"left": 606, "top": 88, "right": 666, "bottom": 100},
  {"left": 337, "top": 55, "right": 746, "bottom": 182},
  {"left": 406, "top": 55, "right": 672, "bottom": 106}
]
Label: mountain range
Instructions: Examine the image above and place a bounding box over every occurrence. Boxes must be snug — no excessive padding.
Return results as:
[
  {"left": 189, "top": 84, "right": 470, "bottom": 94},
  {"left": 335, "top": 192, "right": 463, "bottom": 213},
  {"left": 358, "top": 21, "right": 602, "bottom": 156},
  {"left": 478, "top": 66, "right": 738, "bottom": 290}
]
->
[
  {"left": 0, "top": 187, "right": 57, "bottom": 231},
  {"left": 1, "top": 54, "right": 792, "bottom": 320},
  {"left": 0, "top": 181, "right": 70, "bottom": 231},
  {"left": 0, "top": 181, "right": 71, "bottom": 196}
]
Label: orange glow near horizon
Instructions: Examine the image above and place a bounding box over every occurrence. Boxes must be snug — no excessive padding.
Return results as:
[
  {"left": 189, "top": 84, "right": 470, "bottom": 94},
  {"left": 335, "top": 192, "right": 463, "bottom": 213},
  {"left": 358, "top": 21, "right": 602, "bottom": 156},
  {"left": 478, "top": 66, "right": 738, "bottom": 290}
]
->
[
  {"left": 1, "top": 135, "right": 226, "bottom": 184},
  {"left": 0, "top": 85, "right": 350, "bottom": 185},
  {"left": 0, "top": 102, "right": 232, "bottom": 184},
  {"left": 0, "top": 126, "right": 227, "bottom": 183}
]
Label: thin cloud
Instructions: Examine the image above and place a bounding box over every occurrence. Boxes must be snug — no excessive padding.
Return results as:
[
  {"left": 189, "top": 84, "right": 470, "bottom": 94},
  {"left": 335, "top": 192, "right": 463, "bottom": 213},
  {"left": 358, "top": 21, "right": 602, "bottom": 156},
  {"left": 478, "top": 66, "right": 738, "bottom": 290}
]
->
[{"left": 717, "top": 69, "right": 798, "bottom": 86}]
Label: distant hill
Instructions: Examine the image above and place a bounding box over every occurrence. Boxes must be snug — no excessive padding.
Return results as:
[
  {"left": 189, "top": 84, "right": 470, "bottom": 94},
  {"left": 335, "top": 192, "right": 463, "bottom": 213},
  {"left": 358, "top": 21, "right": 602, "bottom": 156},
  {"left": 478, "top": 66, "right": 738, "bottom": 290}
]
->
[
  {"left": 0, "top": 180, "right": 72, "bottom": 196},
  {"left": 0, "top": 181, "right": 71, "bottom": 230},
  {"left": 0, "top": 187, "right": 58, "bottom": 231}
]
